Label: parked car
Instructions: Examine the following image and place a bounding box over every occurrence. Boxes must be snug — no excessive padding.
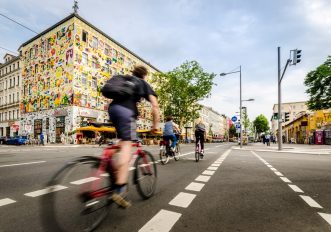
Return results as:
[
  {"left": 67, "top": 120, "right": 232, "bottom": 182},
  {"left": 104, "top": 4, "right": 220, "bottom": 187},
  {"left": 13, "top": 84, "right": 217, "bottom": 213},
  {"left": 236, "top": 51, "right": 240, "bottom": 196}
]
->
[
  {"left": 6, "top": 136, "right": 28, "bottom": 145},
  {"left": 0, "top": 136, "right": 8, "bottom": 144}
]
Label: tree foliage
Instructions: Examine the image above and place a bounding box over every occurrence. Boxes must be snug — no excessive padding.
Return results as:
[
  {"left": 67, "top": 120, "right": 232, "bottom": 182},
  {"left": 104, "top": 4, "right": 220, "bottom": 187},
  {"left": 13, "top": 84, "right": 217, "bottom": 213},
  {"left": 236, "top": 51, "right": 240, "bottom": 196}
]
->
[
  {"left": 229, "top": 124, "right": 237, "bottom": 138},
  {"left": 304, "top": 56, "right": 331, "bottom": 110},
  {"left": 151, "top": 61, "right": 216, "bottom": 127},
  {"left": 253, "top": 114, "right": 270, "bottom": 134}
]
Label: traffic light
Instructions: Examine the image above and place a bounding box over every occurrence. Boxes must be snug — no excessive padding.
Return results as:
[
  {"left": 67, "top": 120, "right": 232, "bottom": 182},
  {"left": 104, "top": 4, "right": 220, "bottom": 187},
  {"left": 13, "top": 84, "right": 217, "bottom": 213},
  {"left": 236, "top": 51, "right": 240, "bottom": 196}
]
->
[
  {"left": 285, "top": 112, "right": 290, "bottom": 122},
  {"left": 273, "top": 113, "right": 278, "bottom": 120},
  {"left": 292, "top": 49, "right": 302, "bottom": 65}
]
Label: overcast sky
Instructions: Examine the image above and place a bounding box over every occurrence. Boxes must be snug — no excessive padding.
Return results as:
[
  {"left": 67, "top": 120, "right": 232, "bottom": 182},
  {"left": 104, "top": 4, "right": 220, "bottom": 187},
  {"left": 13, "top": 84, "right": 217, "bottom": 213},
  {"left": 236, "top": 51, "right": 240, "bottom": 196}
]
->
[{"left": 1, "top": 0, "right": 331, "bottom": 122}]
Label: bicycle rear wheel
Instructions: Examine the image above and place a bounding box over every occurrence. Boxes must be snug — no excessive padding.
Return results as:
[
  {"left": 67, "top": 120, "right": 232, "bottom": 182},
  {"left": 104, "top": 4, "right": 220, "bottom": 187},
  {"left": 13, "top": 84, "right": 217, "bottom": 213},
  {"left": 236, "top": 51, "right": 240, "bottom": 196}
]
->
[
  {"left": 41, "top": 156, "right": 112, "bottom": 232},
  {"left": 135, "top": 151, "right": 157, "bottom": 199},
  {"left": 195, "top": 150, "right": 200, "bottom": 162},
  {"left": 159, "top": 146, "right": 169, "bottom": 165},
  {"left": 174, "top": 145, "right": 180, "bottom": 161}
]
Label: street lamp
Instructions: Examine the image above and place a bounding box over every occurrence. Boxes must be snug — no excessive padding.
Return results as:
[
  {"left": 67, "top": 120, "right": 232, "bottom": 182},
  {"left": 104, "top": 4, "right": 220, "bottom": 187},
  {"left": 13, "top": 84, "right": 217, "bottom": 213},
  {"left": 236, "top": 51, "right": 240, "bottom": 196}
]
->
[{"left": 220, "top": 66, "right": 243, "bottom": 148}]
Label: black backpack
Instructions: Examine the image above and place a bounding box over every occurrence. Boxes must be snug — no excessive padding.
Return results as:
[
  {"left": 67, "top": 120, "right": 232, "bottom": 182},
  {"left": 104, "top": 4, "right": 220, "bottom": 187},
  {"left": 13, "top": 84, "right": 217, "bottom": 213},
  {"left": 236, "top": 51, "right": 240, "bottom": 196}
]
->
[{"left": 101, "top": 75, "right": 140, "bottom": 99}]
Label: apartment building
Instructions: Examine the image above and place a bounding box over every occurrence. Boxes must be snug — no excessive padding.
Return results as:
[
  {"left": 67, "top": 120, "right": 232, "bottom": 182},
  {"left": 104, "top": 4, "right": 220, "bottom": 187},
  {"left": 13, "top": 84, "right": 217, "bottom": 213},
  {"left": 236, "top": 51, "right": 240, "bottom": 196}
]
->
[
  {"left": 0, "top": 54, "right": 21, "bottom": 136},
  {"left": 19, "top": 13, "right": 159, "bottom": 143}
]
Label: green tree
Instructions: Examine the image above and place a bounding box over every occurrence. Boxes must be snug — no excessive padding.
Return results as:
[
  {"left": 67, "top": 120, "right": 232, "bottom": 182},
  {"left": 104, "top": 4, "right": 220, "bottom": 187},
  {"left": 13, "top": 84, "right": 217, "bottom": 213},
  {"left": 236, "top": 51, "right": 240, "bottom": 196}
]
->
[
  {"left": 253, "top": 114, "right": 270, "bottom": 134},
  {"left": 304, "top": 56, "right": 331, "bottom": 110},
  {"left": 151, "top": 61, "right": 215, "bottom": 127},
  {"left": 242, "top": 109, "right": 251, "bottom": 134},
  {"left": 229, "top": 124, "right": 237, "bottom": 138}
]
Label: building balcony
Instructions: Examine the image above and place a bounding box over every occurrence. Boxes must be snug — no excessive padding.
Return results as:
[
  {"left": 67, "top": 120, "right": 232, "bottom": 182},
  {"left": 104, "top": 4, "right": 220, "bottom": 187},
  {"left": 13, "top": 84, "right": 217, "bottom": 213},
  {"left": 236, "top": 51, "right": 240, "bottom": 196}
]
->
[{"left": 0, "top": 102, "right": 19, "bottom": 110}]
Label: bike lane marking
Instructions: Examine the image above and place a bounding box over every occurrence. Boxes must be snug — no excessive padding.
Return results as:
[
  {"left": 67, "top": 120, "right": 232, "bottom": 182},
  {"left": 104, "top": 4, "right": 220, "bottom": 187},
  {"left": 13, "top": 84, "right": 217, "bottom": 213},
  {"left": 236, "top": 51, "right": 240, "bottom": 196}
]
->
[
  {"left": 24, "top": 185, "right": 68, "bottom": 197},
  {"left": 0, "top": 198, "right": 16, "bottom": 207},
  {"left": 138, "top": 148, "right": 232, "bottom": 232},
  {"left": 251, "top": 151, "right": 331, "bottom": 227},
  {"left": 0, "top": 161, "right": 46, "bottom": 168},
  {"left": 138, "top": 209, "right": 182, "bottom": 232},
  {"left": 70, "top": 177, "right": 100, "bottom": 185}
]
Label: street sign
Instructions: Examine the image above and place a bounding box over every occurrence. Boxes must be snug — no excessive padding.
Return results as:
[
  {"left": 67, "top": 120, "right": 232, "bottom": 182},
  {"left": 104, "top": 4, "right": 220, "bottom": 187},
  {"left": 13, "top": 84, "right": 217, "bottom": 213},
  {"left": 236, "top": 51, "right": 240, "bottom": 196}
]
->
[
  {"left": 235, "top": 124, "right": 241, "bottom": 129},
  {"left": 236, "top": 128, "right": 240, "bottom": 134},
  {"left": 231, "top": 116, "right": 237, "bottom": 122}
]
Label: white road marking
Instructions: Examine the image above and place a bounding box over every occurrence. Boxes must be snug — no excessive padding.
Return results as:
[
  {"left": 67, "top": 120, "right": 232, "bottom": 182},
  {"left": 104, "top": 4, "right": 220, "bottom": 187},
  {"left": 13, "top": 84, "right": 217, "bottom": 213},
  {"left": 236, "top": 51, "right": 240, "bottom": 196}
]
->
[
  {"left": 270, "top": 168, "right": 277, "bottom": 171},
  {"left": 202, "top": 170, "right": 215, "bottom": 176},
  {"left": 0, "top": 198, "right": 16, "bottom": 207},
  {"left": 274, "top": 171, "right": 283, "bottom": 176},
  {"left": 211, "top": 163, "right": 221, "bottom": 167},
  {"left": 299, "top": 195, "right": 323, "bottom": 208},
  {"left": 24, "top": 185, "right": 68, "bottom": 197},
  {"left": 288, "top": 184, "right": 304, "bottom": 193},
  {"left": 267, "top": 165, "right": 273, "bottom": 168},
  {"left": 195, "top": 175, "right": 211, "bottom": 183},
  {"left": 138, "top": 209, "right": 182, "bottom": 232},
  {"left": 70, "top": 177, "right": 100, "bottom": 185},
  {"left": 0, "top": 161, "right": 46, "bottom": 168},
  {"left": 169, "top": 192, "right": 197, "bottom": 208},
  {"left": 280, "top": 177, "right": 292, "bottom": 183},
  {"left": 318, "top": 213, "right": 331, "bottom": 226},
  {"left": 185, "top": 182, "right": 205, "bottom": 192},
  {"left": 207, "top": 166, "right": 218, "bottom": 171},
  {"left": 100, "top": 173, "right": 109, "bottom": 177}
]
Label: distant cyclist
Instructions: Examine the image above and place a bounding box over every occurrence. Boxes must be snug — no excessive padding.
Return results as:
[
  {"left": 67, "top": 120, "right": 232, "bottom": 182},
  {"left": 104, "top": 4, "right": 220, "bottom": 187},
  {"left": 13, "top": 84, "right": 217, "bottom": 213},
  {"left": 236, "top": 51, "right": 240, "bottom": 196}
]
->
[
  {"left": 163, "top": 115, "right": 180, "bottom": 152},
  {"left": 195, "top": 120, "right": 206, "bottom": 156},
  {"left": 103, "top": 65, "right": 160, "bottom": 208}
]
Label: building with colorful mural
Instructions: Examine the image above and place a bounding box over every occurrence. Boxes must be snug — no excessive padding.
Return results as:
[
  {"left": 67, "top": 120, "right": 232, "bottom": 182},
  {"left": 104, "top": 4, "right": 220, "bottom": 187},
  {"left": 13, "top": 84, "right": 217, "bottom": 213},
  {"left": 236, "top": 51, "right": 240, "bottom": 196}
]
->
[
  {"left": 0, "top": 54, "right": 21, "bottom": 137},
  {"left": 282, "top": 109, "right": 331, "bottom": 145},
  {"left": 18, "top": 13, "right": 160, "bottom": 143}
]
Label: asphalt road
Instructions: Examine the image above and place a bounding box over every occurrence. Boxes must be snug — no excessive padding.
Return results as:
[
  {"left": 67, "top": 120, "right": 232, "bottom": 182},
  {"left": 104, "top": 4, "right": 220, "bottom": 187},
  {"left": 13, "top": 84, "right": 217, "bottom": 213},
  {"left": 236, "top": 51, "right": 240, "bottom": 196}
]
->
[{"left": 0, "top": 143, "right": 331, "bottom": 232}]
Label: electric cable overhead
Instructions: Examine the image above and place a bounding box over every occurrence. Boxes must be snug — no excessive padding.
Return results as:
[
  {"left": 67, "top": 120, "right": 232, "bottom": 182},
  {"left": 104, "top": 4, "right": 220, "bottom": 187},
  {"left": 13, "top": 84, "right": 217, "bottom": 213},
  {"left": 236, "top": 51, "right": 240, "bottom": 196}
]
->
[
  {"left": 0, "top": 13, "right": 38, "bottom": 34},
  {"left": 0, "top": 46, "right": 18, "bottom": 55}
]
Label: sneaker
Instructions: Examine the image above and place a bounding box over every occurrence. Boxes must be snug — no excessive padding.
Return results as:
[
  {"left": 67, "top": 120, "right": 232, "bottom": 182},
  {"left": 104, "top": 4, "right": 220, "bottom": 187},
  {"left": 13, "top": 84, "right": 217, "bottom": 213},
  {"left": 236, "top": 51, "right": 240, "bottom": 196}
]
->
[
  {"left": 111, "top": 186, "right": 131, "bottom": 209},
  {"left": 171, "top": 147, "right": 175, "bottom": 152}
]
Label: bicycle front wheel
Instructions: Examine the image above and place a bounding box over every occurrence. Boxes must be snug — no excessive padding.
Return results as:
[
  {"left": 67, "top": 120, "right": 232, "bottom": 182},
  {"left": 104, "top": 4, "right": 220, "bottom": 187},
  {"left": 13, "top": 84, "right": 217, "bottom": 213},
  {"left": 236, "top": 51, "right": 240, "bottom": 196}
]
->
[
  {"left": 159, "top": 146, "right": 169, "bottom": 165},
  {"left": 135, "top": 151, "right": 157, "bottom": 199},
  {"left": 174, "top": 145, "right": 180, "bottom": 161},
  {"left": 41, "top": 156, "right": 112, "bottom": 232},
  {"left": 195, "top": 149, "right": 200, "bottom": 162}
]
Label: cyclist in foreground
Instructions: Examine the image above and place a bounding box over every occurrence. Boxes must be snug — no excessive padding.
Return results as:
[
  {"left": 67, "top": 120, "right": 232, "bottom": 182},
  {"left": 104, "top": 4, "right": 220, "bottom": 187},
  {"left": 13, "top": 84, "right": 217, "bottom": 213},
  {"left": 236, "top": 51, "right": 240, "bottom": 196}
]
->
[
  {"left": 104, "top": 66, "right": 160, "bottom": 208},
  {"left": 163, "top": 115, "right": 180, "bottom": 152},
  {"left": 195, "top": 119, "right": 206, "bottom": 157}
]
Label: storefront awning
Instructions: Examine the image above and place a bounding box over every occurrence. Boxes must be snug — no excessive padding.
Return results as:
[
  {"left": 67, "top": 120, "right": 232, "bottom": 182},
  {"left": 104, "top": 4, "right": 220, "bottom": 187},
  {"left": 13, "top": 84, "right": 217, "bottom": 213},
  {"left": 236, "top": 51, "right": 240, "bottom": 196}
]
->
[{"left": 76, "top": 126, "right": 116, "bottom": 133}]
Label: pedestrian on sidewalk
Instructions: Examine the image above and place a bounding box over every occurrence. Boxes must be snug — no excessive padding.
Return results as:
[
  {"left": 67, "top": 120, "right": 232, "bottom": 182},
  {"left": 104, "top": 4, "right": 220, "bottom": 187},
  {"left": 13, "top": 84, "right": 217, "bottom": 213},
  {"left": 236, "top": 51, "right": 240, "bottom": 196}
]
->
[
  {"left": 40, "top": 132, "right": 45, "bottom": 146},
  {"left": 265, "top": 134, "right": 270, "bottom": 146},
  {"left": 60, "top": 132, "right": 65, "bottom": 144}
]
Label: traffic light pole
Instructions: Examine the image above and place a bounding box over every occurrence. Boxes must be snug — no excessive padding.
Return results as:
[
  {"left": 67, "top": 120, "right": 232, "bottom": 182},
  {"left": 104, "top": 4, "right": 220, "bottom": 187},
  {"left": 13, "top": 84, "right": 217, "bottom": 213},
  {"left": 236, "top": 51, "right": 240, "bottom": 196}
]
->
[
  {"left": 278, "top": 47, "right": 291, "bottom": 151},
  {"left": 278, "top": 47, "right": 282, "bottom": 151}
]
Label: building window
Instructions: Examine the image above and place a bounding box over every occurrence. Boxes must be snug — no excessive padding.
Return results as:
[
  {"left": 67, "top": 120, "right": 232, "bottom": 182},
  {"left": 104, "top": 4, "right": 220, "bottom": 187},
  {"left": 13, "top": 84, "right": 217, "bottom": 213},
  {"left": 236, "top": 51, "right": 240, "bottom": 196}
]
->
[
  {"left": 12, "top": 93, "right": 14, "bottom": 102},
  {"left": 9, "top": 79, "right": 12, "bottom": 88},
  {"left": 82, "top": 73, "right": 87, "bottom": 85},
  {"left": 13, "top": 78, "right": 15, "bottom": 86},
  {"left": 9, "top": 111, "right": 11, "bottom": 120},
  {"left": 80, "top": 94, "right": 87, "bottom": 107},
  {"left": 92, "top": 57, "right": 97, "bottom": 68},
  {"left": 17, "top": 109, "right": 19, "bottom": 119},
  {"left": 82, "top": 31, "right": 88, "bottom": 42},
  {"left": 5, "top": 112, "right": 7, "bottom": 121},
  {"left": 9, "top": 66, "right": 11, "bottom": 72},
  {"left": 35, "top": 64, "right": 38, "bottom": 74},
  {"left": 9, "top": 95, "right": 11, "bottom": 103},
  {"left": 104, "top": 44, "right": 110, "bottom": 55},
  {"left": 13, "top": 63, "right": 15, "bottom": 70},
  {"left": 91, "top": 97, "right": 96, "bottom": 108},
  {"left": 92, "top": 36, "right": 98, "bottom": 49},
  {"left": 17, "top": 76, "right": 19, "bottom": 86},
  {"left": 92, "top": 77, "right": 97, "bottom": 89},
  {"left": 17, "top": 92, "right": 19, "bottom": 102},
  {"left": 17, "top": 62, "right": 19, "bottom": 68},
  {"left": 82, "top": 52, "right": 88, "bottom": 65}
]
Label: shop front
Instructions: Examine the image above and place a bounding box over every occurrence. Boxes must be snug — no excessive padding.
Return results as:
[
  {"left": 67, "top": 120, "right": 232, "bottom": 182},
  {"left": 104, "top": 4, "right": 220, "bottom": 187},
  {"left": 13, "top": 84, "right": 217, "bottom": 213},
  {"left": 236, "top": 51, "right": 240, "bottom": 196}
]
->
[{"left": 53, "top": 109, "right": 68, "bottom": 143}]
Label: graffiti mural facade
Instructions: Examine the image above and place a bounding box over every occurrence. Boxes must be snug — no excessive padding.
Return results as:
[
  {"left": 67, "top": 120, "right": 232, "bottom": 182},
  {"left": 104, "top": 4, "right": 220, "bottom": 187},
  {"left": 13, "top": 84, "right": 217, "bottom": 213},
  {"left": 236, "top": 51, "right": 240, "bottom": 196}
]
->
[{"left": 19, "top": 14, "right": 159, "bottom": 142}]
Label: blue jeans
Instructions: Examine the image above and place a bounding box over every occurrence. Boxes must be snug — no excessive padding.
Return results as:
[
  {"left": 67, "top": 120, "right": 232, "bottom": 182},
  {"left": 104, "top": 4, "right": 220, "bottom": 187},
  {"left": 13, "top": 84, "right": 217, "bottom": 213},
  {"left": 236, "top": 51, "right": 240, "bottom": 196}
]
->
[{"left": 163, "top": 134, "right": 177, "bottom": 148}]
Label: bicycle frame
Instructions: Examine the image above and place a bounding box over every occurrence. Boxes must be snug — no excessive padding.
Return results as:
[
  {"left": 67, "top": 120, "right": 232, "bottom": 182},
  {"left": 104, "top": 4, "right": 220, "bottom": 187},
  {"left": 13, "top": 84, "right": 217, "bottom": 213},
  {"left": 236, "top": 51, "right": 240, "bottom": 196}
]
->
[{"left": 84, "top": 141, "right": 151, "bottom": 199}]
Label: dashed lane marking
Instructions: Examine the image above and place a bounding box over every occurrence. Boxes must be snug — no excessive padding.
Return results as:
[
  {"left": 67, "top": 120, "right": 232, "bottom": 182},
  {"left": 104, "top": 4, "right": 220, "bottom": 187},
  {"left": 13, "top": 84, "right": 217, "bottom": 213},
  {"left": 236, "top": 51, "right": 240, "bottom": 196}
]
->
[
  {"left": 70, "top": 177, "right": 100, "bottom": 185},
  {"left": 195, "top": 175, "right": 211, "bottom": 183},
  {"left": 280, "top": 177, "right": 292, "bottom": 183},
  {"left": 185, "top": 182, "right": 205, "bottom": 192},
  {"left": 288, "top": 184, "right": 304, "bottom": 193},
  {"left": 169, "top": 192, "right": 197, "bottom": 208},
  {"left": 24, "top": 185, "right": 68, "bottom": 197},
  {"left": 299, "top": 195, "right": 323, "bottom": 208},
  {"left": 318, "top": 213, "right": 331, "bottom": 226},
  {"left": 202, "top": 170, "right": 215, "bottom": 176},
  {"left": 0, "top": 161, "right": 46, "bottom": 168},
  {"left": 207, "top": 166, "right": 218, "bottom": 171},
  {"left": 138, "top": 209, "right": 182, "bottom": 232},
  {"left": 274, "top": 171, "right": 283, "bottom": 176},
  {"left": 0, "top": 198, "right": 16, "bottom": 207}
]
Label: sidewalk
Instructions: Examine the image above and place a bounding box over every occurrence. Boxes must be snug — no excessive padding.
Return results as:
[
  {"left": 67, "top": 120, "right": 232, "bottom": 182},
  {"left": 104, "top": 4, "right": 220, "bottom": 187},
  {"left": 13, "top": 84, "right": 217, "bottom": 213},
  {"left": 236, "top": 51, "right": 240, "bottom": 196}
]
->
[{"left": 233, "top": 142, "right": 331, "bottom": 155}]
